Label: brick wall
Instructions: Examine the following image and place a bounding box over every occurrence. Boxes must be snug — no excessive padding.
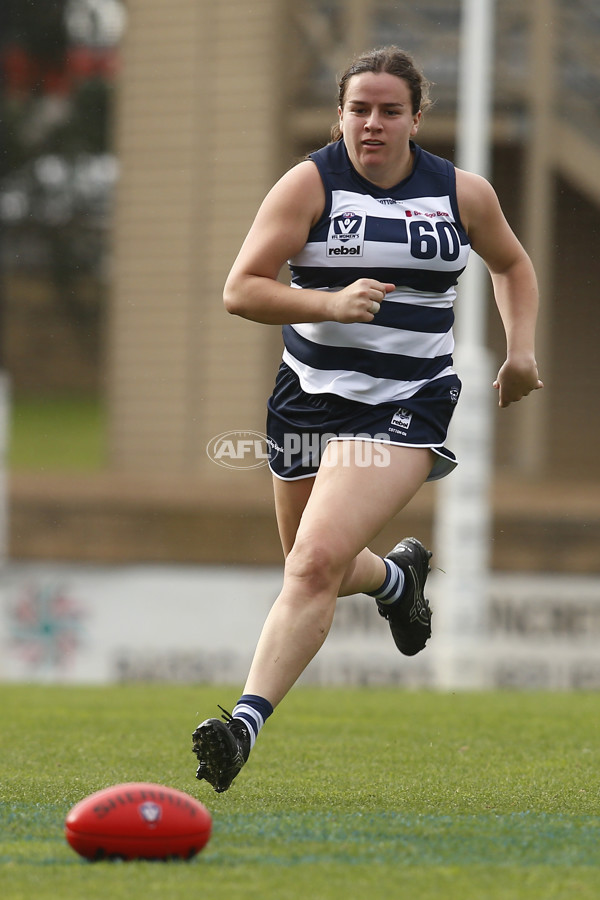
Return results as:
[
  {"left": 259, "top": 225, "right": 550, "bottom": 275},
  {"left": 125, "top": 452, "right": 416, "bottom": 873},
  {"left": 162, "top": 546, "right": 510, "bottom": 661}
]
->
[{"left": 108, "top": 0, "right": 285, "bottom": 478}]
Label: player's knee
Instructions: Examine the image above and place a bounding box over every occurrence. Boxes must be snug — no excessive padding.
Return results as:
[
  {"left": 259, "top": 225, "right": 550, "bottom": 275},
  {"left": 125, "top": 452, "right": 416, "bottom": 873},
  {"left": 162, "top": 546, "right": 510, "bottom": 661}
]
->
[{"left": 284, "top": 535, "right": 345, "bottom": 596}]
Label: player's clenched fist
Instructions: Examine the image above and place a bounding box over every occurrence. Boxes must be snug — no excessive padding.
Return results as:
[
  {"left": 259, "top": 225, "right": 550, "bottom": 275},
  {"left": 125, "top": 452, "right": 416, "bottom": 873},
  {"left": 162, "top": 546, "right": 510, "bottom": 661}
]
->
[
  {"left": 493, "top": 354, "right": 544, "bottom": 407},
  {"left": 326, "top": 279, "right": 396, "bottom": 323}
]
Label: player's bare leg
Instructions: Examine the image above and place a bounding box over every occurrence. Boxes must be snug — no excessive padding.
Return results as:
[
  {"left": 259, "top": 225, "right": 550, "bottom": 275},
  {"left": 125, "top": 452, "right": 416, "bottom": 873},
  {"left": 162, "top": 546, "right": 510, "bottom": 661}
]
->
[
  {"left": 243, "top": 442, "right": 433, "bottom": 706},
  {"left": 193, "top": 443, "right": 434, "bottom": 791},
  {"left": 272, "top": 466, "right": 419, "bottom": 601}
]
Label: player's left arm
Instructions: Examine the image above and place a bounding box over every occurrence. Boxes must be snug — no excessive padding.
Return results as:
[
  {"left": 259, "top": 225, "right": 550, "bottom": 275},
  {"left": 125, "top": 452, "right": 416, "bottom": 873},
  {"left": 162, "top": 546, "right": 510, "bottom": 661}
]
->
[{"left": 456, "top": 168, "right": 544, "bottom": 408}]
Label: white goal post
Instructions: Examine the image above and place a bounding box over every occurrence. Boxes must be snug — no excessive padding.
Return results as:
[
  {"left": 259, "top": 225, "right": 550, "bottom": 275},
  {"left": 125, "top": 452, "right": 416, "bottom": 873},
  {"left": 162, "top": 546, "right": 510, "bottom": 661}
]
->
[{"left": 433, "top": 0, "right": 497, "bottom": 689}]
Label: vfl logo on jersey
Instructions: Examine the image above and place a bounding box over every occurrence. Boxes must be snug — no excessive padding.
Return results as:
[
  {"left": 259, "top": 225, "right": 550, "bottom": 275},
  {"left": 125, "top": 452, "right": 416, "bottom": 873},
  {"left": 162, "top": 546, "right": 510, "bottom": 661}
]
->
[{"left": 327, "top": 210, "right": 365, "bottom": 257}]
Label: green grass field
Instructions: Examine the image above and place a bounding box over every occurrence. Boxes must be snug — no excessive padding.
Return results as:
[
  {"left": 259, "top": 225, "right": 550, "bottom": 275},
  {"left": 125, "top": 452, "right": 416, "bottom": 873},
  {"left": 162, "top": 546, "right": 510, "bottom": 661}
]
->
[
  {"left": 1, "top": 685, "right": 598, "bottom": 899},
  {"left": 9, "top": 394, "right": 105, "bottom": 471}
]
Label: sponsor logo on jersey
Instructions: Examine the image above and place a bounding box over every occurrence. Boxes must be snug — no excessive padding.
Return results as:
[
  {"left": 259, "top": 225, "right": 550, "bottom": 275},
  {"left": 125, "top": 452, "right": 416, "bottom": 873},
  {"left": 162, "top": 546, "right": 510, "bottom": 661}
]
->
[
  {"left": 405, "top": 209, "right": 450, "bottom": 218},
  {"left": 327, "top": 210, "right": 365, "bottom": 257}
]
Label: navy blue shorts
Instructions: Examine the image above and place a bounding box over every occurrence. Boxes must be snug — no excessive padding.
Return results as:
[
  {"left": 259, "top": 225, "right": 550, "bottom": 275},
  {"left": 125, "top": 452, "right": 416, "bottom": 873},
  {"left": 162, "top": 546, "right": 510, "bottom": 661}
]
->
[{"left": 266, "top": 362, "right": 461, "bottom": 482}]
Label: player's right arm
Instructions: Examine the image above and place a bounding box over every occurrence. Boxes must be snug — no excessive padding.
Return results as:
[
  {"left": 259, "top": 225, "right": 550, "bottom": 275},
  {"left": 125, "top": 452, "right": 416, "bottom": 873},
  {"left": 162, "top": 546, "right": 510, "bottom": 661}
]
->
[{"left": 223, "top": 160, "right": 393, "bottom": 325}]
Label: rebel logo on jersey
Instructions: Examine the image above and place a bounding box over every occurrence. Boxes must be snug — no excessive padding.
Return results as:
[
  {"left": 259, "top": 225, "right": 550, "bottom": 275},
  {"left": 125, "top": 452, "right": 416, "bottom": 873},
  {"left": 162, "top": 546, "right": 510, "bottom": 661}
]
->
[{"left": 327, "top": 210, "right": 366, "bottom": 257}]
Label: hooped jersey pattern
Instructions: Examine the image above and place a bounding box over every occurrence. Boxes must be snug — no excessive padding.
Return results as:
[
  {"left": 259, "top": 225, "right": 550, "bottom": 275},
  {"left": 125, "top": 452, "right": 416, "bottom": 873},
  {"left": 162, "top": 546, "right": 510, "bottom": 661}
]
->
[{"left": 284, "top": 140, "right": 471, "bottom": 405}]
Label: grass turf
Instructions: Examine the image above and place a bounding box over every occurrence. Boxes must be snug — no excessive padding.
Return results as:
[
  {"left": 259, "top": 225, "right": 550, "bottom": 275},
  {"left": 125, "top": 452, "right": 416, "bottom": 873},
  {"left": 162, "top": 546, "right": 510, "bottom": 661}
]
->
[
  {"left": 1, "top": 684, "right": 598, "bottom": 899},
  {"left": 8, "top": 394, "right": 105, "bottom": 471}
]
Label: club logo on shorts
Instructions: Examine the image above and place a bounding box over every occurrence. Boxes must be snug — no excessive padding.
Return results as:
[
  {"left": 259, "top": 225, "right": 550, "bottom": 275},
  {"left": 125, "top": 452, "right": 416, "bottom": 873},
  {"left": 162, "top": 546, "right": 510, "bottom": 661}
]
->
[
  {"left": 327, "top": 210, "right": 365, "bottom": 257},
  {"left": 450, "top": 387, "right": 460, "bottom": 404},
  {"left": 391, "top": 408, "right": 413, "bottom": 432}
]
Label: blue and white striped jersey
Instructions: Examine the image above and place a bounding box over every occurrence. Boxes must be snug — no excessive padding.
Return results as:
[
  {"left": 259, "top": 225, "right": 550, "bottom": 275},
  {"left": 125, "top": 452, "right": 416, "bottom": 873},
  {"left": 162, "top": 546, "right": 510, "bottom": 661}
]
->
[{"left": 283, "top": 139, "right": 471, "bottom": 404}]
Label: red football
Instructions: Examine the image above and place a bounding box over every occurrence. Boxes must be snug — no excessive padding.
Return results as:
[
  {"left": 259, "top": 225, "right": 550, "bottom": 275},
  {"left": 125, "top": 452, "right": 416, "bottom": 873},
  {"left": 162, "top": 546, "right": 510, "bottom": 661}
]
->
[{"left": 65, "top": 782, "right": 212, "bottom": 861}]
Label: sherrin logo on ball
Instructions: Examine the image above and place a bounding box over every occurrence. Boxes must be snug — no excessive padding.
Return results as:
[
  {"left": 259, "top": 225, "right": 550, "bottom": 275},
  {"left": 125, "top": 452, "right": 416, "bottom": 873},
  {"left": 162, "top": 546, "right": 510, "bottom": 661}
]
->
[{"left": 64, "top": 782, "right": 212, "bottom": 861}]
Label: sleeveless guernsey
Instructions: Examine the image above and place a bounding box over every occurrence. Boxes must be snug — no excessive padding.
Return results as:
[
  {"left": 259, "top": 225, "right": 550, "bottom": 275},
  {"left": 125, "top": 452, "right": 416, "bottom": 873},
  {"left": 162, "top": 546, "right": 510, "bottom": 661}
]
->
[{"left": 284, "top": 140, "right": 471, "bottom": 405}]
